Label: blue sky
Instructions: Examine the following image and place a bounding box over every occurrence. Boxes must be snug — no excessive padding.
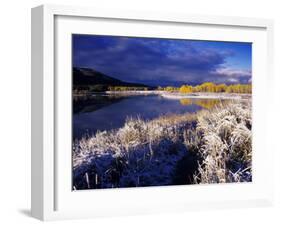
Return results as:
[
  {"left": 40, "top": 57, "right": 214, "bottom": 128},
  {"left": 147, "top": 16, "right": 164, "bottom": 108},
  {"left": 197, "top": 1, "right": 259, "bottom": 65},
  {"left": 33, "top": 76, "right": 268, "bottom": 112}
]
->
[{"left": 73, "top": 34, "right": 252, "bottom": 86}]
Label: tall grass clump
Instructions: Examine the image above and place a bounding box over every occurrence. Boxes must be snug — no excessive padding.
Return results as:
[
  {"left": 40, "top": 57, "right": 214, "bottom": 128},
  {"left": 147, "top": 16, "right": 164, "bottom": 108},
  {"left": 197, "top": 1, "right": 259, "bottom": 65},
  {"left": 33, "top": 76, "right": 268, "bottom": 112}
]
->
[{"left": 191, "top": 101, "right": 252, "bottom": 184}]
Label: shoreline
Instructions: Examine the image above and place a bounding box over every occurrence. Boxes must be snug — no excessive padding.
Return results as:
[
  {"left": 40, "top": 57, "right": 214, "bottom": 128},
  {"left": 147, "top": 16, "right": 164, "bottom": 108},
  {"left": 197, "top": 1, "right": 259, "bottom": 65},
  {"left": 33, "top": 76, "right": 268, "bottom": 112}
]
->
[
  {"left": 100, "top": 91, "right": 251, "bottom": 100},
  {"left": 160, "top": 92, "right": 251, "bottom": 100},
  {"left": 73, "top": 90, "right": 251, "bottom": 100},
  {"left": 105, "top": 90, "right": 162, "bottom": 95}
]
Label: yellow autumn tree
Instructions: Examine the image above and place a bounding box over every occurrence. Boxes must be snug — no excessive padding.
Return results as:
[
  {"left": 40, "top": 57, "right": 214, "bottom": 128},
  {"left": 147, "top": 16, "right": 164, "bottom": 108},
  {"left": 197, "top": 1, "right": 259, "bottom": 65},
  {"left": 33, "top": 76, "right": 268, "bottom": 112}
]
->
[
  {"left": 198, "top": 82, "right": 216, "bottom": 92},
  {"left": 179, "top": 85, "right": 193, "bottom": 93},
  {"left": 215, "top": 84, "right": 227, "bottom": 92}
]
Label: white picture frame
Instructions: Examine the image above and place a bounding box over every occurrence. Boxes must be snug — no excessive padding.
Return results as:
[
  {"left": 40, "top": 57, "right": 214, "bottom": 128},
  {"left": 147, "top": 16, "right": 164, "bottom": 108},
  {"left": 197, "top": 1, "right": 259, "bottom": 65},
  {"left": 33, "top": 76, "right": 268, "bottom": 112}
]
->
[{"left": 31, "top": 4, "right": 274, "bottom": 221}]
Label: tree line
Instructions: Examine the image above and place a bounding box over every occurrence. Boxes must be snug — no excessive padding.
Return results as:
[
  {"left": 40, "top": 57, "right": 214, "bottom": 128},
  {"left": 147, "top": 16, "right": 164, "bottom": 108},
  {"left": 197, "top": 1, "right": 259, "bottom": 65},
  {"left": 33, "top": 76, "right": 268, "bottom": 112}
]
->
[
  {"left": 158, "top": 82, "right": 251, "bottom": 94},
  {"left": 108, "top": 86, "right": 149, "bottom": 91}
]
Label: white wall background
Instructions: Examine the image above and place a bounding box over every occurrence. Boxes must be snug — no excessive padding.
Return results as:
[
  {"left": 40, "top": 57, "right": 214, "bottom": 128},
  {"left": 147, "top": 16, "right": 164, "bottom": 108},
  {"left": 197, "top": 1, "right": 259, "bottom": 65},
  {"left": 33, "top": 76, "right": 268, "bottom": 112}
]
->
[{"left": 0, "top": 0, "right": 280, "bottom": 225}]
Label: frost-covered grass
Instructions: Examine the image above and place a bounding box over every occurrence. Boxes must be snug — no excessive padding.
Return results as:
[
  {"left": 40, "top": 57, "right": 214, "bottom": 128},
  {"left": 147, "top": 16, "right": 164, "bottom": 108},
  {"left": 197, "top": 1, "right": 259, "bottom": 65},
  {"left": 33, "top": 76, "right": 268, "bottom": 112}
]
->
[
  {"left": 73, "top": 115, "right": 193, "bottom": 189},
  {"left": 190, "top": 101, "right": 252, "bottom": 183},
  {"left": 73, "top": 100, "right": 252, "bottom": 189}
]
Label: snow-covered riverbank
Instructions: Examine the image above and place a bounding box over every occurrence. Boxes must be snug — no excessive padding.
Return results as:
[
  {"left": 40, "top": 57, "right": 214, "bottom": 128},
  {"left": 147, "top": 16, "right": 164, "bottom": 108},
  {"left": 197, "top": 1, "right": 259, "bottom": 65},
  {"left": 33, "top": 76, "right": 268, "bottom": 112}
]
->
[
  {"left": 104, "top": 90, "right": 251, "bottom": 100},
  {"left": 73, "top": 101, "right": 252, "bottom": 189},
  {"left": 160, "top": 92, "right": 251, "bottom": 100}
]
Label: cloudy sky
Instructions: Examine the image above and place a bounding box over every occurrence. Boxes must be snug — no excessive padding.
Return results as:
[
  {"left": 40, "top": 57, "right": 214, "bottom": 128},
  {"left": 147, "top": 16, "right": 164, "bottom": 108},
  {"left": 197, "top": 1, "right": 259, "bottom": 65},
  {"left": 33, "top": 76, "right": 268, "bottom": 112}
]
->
[{"left": 73, "top": 34, "right": 252, "bottom": 86}]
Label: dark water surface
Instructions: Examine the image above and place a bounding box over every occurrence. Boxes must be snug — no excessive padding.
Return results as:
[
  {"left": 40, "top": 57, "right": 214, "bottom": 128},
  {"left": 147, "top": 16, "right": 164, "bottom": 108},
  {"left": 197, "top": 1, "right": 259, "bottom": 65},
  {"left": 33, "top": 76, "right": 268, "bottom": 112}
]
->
[{"left": 73, "top": 94, "right": 224, "bottom": 140}]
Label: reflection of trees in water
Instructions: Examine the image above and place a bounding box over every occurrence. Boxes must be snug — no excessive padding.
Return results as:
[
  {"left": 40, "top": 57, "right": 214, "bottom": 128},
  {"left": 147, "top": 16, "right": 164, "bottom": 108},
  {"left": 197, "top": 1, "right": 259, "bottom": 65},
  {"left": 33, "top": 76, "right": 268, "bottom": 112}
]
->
[
  {"left": 179, "top": 99, "right": 193, "bottom": 106},
  {"left": 73, "top": 95, "right": 124, "bottom": 114},
  {"left": 194, "top": 99, "right": 222, "bottom": 109},
  {"left": 74, "top": 94, "right": 228, "bottom": 115},
  {"left": 180, "top": 98, "right": 225, "bottom": 109}
]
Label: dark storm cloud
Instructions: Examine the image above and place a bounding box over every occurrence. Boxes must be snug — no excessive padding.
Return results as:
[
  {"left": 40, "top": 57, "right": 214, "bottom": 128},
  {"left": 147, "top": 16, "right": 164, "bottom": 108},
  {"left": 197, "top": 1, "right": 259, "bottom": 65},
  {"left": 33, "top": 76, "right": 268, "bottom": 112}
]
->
[{"left": 73, "top": 35, "right": 251, "bottom": 86}]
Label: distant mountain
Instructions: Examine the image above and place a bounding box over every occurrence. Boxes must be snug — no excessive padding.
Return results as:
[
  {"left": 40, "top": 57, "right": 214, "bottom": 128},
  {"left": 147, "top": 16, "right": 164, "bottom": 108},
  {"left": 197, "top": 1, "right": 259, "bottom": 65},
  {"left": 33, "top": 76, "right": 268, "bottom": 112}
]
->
[{"left": 73, "top": 67, "right": 150, "bottom": 91}]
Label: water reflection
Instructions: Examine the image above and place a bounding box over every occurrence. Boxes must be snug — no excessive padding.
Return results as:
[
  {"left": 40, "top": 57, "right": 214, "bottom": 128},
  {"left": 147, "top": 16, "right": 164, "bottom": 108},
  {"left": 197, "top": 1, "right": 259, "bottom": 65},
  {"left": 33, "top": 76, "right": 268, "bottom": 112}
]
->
[
  {"left": 73, "top": 94, "right": 125, "bottom": 114},
  {"left": 179, "top": 98, "right": 225, "bottom": 109}
]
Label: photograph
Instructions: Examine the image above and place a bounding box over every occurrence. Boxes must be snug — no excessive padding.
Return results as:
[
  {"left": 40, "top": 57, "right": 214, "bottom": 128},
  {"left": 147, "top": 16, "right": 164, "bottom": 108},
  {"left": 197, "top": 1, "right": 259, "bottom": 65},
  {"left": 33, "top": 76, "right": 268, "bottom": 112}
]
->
[{"left": 72, "top": 34, "right": 252, "bottom": 190}]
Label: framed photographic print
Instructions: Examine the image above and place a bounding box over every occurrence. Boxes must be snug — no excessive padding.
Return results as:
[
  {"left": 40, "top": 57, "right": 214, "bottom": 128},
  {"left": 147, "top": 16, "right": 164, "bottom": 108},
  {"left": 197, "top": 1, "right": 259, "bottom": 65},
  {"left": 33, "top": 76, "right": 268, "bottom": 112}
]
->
[{"left": 31, "top": 4, "right": 274, "bottom": 221}]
